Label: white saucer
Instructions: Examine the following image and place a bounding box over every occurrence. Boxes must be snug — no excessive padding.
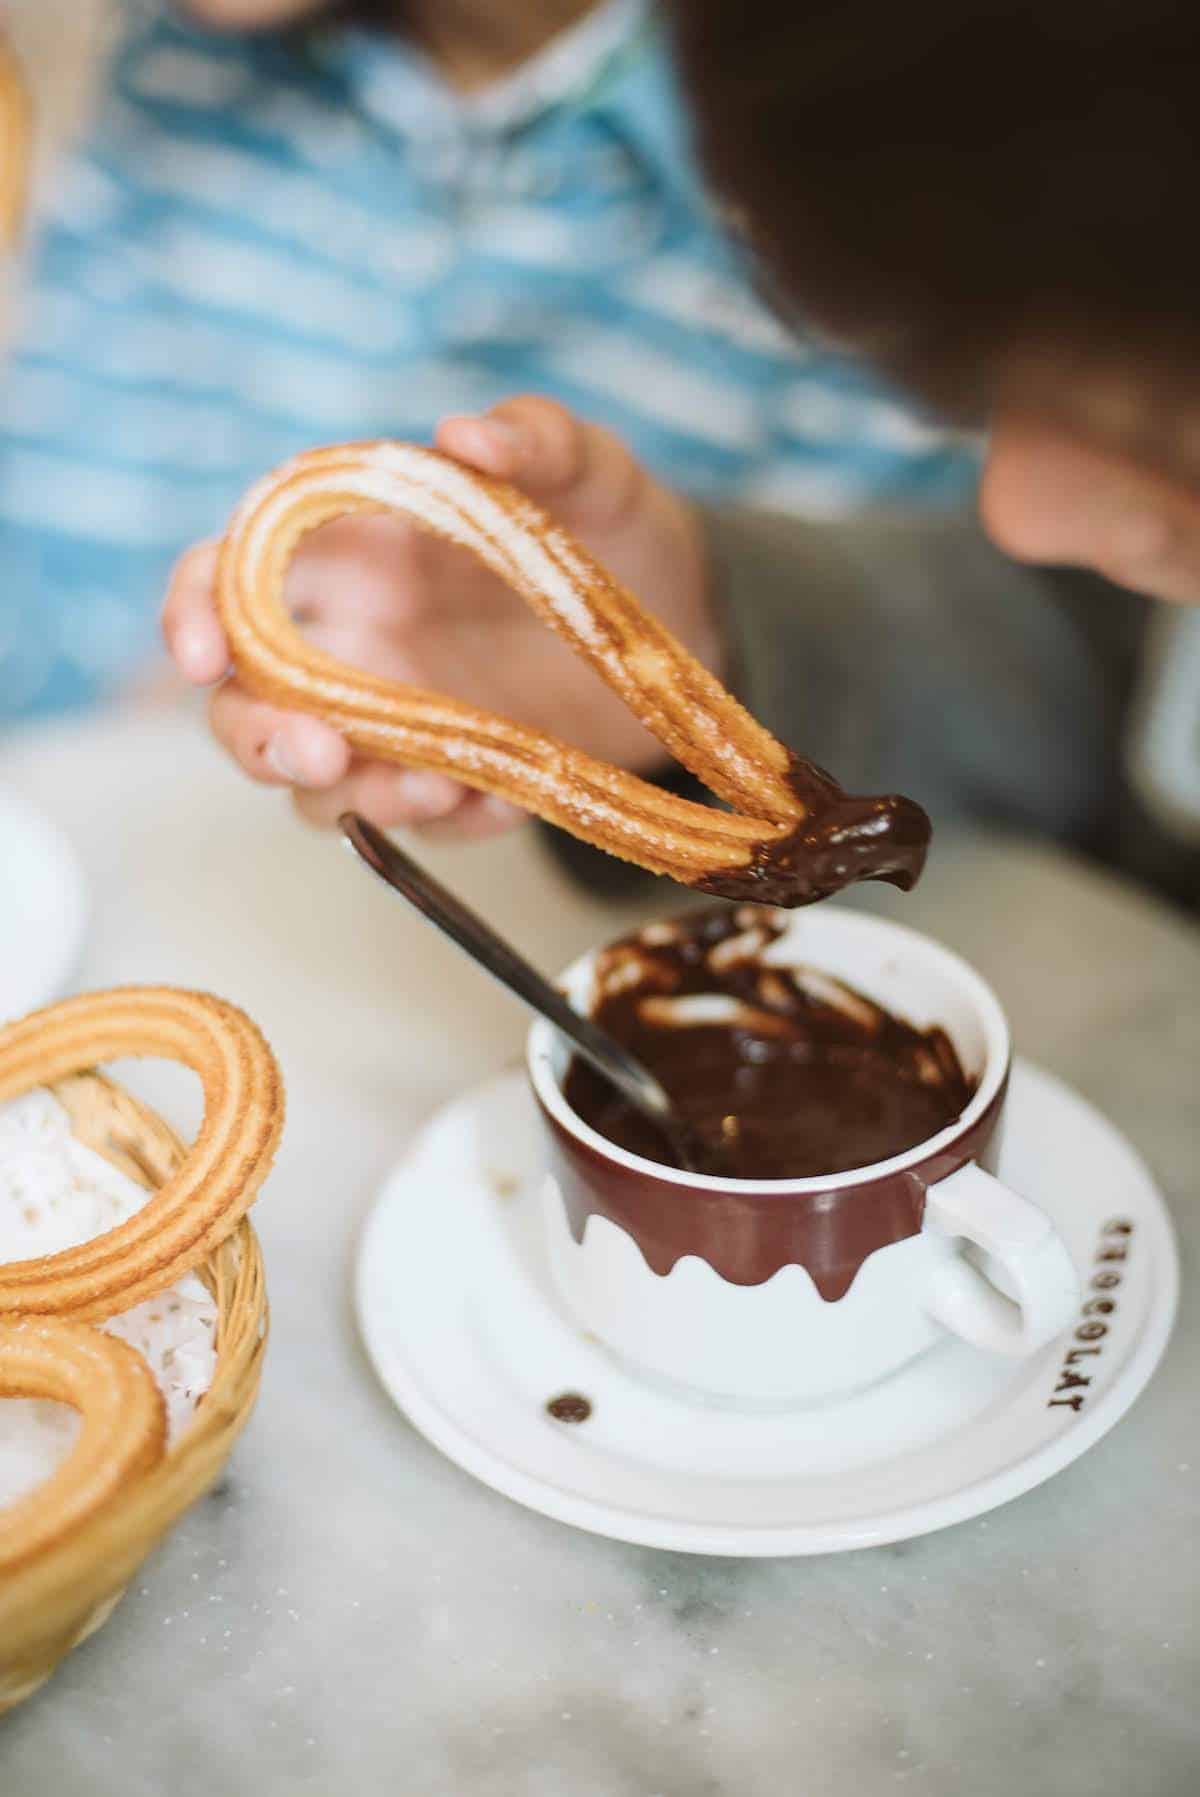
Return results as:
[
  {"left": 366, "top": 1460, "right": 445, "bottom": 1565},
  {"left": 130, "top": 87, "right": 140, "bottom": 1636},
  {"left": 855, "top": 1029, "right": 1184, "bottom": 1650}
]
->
[
  {"left": 356, "top": 1060, "right": 1178, "bottom": 1556},
  {"left": 0, "top": 786, "right": 87, "bottom": 1023}
]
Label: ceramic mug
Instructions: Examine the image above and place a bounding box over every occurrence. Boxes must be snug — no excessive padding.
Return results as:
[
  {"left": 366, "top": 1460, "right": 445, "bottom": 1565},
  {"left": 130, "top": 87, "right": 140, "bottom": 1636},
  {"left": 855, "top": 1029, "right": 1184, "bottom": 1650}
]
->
[{"left": 528, "top": 908, "right": 1081, "bottom": 1407}]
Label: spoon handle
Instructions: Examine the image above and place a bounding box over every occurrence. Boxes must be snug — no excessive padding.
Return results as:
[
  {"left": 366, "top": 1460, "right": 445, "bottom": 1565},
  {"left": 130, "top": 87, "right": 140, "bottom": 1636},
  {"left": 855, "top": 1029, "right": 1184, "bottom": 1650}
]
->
[{"left": 337, "top": 814, "right": 680, "bottom": 1131}]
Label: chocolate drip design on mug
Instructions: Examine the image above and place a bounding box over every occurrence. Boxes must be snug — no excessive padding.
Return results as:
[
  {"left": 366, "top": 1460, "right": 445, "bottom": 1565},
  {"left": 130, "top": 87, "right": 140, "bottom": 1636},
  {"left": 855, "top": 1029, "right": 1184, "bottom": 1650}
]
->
[{"left": 549, "top": 907, "right": 993, "bottom": 1301}]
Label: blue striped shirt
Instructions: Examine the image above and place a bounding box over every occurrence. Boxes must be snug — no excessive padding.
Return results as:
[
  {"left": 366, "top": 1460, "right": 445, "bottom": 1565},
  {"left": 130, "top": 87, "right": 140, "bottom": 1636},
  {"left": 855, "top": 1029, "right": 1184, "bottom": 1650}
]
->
[{"left": 0, "top": 0, "right": 976, "bottom": 723}]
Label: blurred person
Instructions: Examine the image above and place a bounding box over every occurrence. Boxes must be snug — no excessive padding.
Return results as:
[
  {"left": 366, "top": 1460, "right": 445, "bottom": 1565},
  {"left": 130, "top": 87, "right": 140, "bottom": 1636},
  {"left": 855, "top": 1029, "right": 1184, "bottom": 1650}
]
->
[
  {"left": 0, "top": 0, "right": 973, "bottom": 726},
  {"left": 665, "top": 0, "right": 1200, "bottom": 609},
  {"left": 667, "top": 0, "right": 1200, "bottom": 883},
  {"left": 163, "top": 1, "right": 1200, "bottom": 907}
]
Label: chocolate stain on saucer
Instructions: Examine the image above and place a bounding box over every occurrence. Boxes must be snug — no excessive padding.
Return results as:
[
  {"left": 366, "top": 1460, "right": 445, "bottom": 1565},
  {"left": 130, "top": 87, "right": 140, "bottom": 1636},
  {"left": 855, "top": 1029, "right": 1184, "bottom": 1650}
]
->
[
  {"left": 546, "top": 1392, "right": 592, "bottom": 1423},
  {"left": 697, "top": 754, "right": 931, "bottom": 908}
]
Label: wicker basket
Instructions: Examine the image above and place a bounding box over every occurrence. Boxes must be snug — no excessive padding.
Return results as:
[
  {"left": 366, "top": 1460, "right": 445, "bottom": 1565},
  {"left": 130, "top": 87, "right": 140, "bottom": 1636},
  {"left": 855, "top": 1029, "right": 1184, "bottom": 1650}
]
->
[
  {"left": 0, "top": 31, "right": 29, "bottom": 249},
  {"left": 0, "top": 1070, "right": 268, "bottom": 1713}
]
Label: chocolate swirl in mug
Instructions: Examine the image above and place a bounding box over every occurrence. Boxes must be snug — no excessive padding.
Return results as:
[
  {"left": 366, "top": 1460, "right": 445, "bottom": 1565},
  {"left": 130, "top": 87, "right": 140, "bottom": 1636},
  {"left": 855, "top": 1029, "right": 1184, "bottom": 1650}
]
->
[{"left": 564, "top": 908, "right": 975, "bottom": 1180}]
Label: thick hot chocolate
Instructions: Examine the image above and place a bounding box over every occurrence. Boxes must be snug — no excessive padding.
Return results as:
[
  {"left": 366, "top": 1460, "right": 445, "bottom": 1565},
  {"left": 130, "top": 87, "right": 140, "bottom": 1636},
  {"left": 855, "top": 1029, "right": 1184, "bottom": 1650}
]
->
[{"left": 565, "top": 908, "right": 974, "bottom": 1180}]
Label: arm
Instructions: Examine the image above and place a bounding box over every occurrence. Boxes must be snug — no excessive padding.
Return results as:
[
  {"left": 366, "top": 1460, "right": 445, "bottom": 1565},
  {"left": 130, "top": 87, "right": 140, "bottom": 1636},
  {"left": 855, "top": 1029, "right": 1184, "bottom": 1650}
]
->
[{"left": 702, "top": 502, "right": 1135, "bottom": 843}]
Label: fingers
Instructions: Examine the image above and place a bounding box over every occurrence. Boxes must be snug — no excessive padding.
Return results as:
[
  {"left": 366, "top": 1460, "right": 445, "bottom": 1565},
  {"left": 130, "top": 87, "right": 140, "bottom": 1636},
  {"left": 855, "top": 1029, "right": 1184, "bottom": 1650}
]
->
[
  {"left": 410, "top": 792, "right": 528, "bottom": 843},
  {"left": 292, "top": 763, "right": 462, "bottom": 828},
  {"left": 162, "top": 540, "right": 229, "bottom": 684},
  {"left": 164, "top": 517, "right": 427, "bottom": 695},
  {"left": 981, "top": 413, "right": 1200, "bottom": 604},
  {"left": 280, "top": 512, "right": 428, "bottom": 630},
  {"left": 205, "top": 679, "right": 526, "bottom": 842},
  {"left": 436, "top": 395, "right": 643, "bottom": 531},
  {"left": 208, "top": 684, "right": 351, "bottom": 788},
  {"left": 291, "top": 759, "right": 525, "bottom": 840}
]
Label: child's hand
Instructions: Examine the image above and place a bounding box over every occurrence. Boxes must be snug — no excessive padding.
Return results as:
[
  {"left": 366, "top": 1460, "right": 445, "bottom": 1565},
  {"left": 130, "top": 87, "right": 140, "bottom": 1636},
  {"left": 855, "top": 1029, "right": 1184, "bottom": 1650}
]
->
[{"left": 163, "top": 397, "right": 717, "bottom": 838}]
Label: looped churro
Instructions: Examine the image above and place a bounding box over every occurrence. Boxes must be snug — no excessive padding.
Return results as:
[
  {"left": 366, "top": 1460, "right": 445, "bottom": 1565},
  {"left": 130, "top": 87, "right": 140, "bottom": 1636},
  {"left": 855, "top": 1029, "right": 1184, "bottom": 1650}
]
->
[
  {"left": 0, "top": 1318, "right": 165, "bottom": 1574},
  {"left": 0, "top": 988, "right": 283, "bottom": 1321},
  {"left": 219, "top": 442, "right": 929, "bottom": 906}
]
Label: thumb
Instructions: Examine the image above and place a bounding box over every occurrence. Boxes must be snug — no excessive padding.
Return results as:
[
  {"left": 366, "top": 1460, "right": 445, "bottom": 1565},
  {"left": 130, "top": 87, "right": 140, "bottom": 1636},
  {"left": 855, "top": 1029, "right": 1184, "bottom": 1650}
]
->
[{"left": 434, "top": 395, "right": 645, "bottom": 533}]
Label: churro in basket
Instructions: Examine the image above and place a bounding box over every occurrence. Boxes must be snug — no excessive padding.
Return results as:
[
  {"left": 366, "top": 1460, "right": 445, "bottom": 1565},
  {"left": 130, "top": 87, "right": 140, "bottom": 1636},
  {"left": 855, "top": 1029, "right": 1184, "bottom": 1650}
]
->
[
  {"left": 0, "top": 1319, "right": 165, "bottom": 1576},
  {"left": 0, "top": 990, "right": 280, "bottom": 1711},
  {"left": 0, "top": 987, "right": 282, "bottom": 1321}
]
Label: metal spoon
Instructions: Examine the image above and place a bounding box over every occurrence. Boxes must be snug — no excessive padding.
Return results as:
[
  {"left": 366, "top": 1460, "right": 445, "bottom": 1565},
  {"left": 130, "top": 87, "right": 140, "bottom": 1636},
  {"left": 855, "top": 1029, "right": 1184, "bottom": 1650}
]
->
[{"left": 338, "top": 812, "right": 707, "bottom": 1172}]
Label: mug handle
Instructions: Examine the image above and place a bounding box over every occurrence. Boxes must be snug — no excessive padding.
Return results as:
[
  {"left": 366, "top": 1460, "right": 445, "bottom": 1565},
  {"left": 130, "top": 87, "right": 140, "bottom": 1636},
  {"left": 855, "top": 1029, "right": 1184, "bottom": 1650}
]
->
[{"left": 923, "top": 1163, "right": 1079, "bottom": 1355}]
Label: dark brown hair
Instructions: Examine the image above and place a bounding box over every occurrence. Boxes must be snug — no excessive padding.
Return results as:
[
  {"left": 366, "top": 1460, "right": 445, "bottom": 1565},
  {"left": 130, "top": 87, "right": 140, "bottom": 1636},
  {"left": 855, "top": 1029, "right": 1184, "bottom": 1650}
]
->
[
  {"left": 668, "top": 2, "right": 1200, "bottom": 419},
  {"left": 326, "top": 1, "right": 403, "bottom": 22}
]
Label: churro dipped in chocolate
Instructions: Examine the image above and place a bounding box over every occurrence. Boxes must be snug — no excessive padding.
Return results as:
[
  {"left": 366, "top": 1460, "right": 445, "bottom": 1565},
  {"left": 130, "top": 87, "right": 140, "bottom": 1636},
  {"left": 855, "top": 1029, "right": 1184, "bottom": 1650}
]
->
[{"left": 219, "top": 442, "right": 929, "bottom": 905}]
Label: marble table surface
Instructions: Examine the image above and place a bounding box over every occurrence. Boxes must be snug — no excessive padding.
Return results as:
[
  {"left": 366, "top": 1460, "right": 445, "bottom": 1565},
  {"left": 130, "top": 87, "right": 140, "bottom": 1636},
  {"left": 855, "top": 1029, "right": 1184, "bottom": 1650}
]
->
[{"left": 1, "top": 707, "right": 1197, "bottom": 1796}]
